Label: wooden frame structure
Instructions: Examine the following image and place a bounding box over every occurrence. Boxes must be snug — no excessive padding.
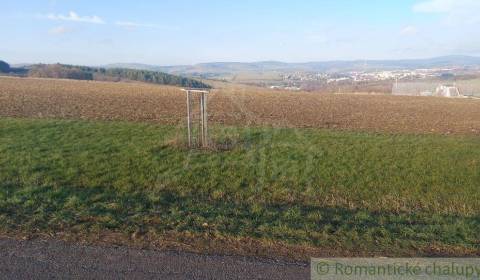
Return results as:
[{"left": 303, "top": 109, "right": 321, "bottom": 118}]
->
[{"left": 182, "top": 89, "right": 210, "bottom": 148}]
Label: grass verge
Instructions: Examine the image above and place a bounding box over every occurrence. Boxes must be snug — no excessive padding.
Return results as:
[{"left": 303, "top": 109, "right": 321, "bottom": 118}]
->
[{"left": 0, "top": 118, "right": 479, "bottom": 259}]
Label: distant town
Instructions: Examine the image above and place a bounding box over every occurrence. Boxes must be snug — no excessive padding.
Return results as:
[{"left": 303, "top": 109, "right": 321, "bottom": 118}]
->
[
  {"left": 282, "top": 68, "right": 467, "bottom": 83},
  {"left": 269, "top": 67, "right": 480, "bottom": 96}
]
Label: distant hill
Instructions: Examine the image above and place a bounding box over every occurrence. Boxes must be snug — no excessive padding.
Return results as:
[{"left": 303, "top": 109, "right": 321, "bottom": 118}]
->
[
  {"left": 106, "top": 55, "right": 480, "bottom": 78},
  {"left": 0, "top": 60, "right": 10, "bottom": 73},
  {"left": 104, "top": 63, "right": 166, "bottom": 72},
  {"left": 2, "top": 63, "right": 210, "bottom": 88}
]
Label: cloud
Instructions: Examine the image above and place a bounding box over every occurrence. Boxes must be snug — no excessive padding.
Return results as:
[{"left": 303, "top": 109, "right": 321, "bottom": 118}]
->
[
  {"left": 40, "top": 12, "right": 175, "bottom": 31},
  {"left": 305, "top": 33, "right": 329, "bottom": 44},
  {"left": 400, "top": 25, "right": 418, "bottom": 36},
  {"left": 413, "top": 0, "right": 456, "bottom": 12},
  {"left": 48, "top": 26, "right": 71, "bottom": 35},
  {"left": 115, "top": 21, "right": 177, "bottom": 30},
  {"left": 45, "top": 11, "right": 105, "bottom": 24},
  {"left": 413, "top": 0, "right": 480, "bottom": 25}
]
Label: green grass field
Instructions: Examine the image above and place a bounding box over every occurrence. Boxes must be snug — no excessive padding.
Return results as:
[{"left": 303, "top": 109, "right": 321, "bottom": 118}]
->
[{"left": 0, "top": 118, "right": 479, "bottom": 256}]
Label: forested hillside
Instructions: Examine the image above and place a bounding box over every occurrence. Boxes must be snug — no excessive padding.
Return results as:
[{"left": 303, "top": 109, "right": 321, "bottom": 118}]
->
[
  {"left": 0, "top": 60, "right": 10, "bottom": 73},
  {"left": 28, "top": 64, "right": 210, "bottom": 88},
  {"left": 1, "top": 62, "right": 210, "bottom": 88}
]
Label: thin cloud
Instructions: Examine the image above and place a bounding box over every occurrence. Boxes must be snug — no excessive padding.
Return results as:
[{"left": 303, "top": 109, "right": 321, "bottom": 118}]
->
[
  {"left": 400, "top": 25, "right": 418, "bottom": 36},
  {"left": 413, "top": 0, "right": 480, "bottom": 25},
  {"left": 49, "top": 26, "right": 72, "bottom": 35},
  {"left": 115, "top": 21, "right": 177, "bottom": 30},
  {"left": 40, "top": 13, "right": 175, "bottom": 30},
  {"left": 45, "top": 11, "right": 105, "bottom": 24},
  {"left": 413, "top": 0, "right": 456, "bottom": 12}
]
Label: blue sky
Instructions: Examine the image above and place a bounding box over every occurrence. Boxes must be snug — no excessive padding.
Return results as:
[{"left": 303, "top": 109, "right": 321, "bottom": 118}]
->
[{"left": 1, "top": 0, "right": 479, "bottom": 65}]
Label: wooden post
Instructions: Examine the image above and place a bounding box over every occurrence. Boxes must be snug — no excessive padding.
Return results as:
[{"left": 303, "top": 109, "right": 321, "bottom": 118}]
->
[
  {"left": 186, "top": 90, "right": 192, "bottom": 147},
  {"left": 200, "top": 92, "right": 205, "bottom": 147},
  {"left": 203, "top": 93, "right": 208, "bottom": 147},
  {"left": 182, "top": 88, "right": 209, "bottom": 149}
]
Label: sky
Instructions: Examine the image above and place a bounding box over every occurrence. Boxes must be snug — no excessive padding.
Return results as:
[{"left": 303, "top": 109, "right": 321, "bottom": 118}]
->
[{"left": 1, "top": 0, "right": 480, "bottom": 65}]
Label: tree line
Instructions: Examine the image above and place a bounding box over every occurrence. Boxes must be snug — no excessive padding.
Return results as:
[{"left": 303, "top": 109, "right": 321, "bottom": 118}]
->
[
  {"left": 1, "top": 61, "right": 210, "bottom": 88},
  {"left": 0, "top": 60, "right": 10, "bottom": 73}
]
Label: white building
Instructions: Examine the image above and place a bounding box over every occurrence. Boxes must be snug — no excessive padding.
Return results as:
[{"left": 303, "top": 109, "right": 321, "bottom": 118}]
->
[
  {"left": 435, "top": 85, "right": 462, "bottom": 98},
  {"left": 392, "top": 82, "right": 465, "bottom": 98}
]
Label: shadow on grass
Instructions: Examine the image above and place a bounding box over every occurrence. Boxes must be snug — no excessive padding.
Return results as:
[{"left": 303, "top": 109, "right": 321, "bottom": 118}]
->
[
  {"left": 162, "top": 129, "right": 262, "bottom": 152},
  {"left": 1, "top": 183, "right": 478, "bottom": 254}
]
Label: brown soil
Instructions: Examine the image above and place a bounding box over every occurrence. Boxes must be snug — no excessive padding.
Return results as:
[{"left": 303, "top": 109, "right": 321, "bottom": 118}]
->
[{"left": 1, "top": 76, "right": 479, "bottom": 135}]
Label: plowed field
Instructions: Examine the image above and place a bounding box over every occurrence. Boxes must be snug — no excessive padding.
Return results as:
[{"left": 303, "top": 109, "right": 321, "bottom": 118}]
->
[{"left": 1, "top": 76, "right": 479, "bottom": 135}]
